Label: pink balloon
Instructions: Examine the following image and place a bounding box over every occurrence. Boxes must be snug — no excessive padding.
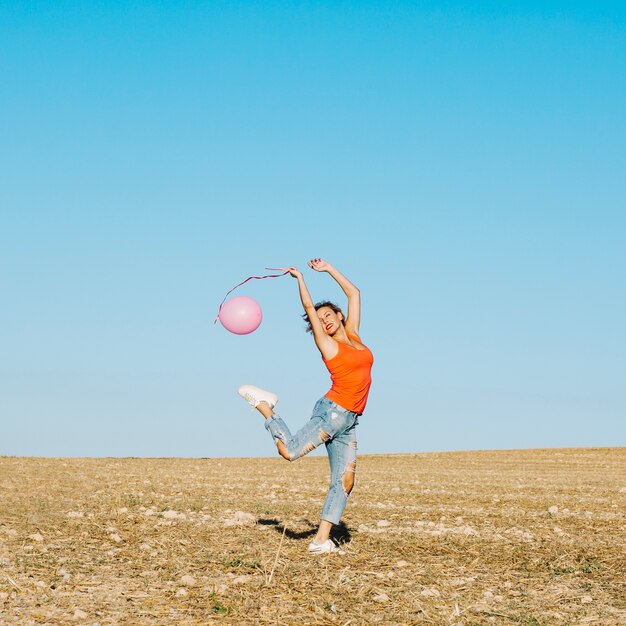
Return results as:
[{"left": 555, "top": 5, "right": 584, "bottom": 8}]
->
[{"left": 218, "top": 296, "right": 262, "bottom": 335}]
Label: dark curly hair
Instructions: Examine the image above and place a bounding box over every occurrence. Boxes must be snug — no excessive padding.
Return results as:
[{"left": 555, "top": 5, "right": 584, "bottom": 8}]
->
[{"left": 301, "top": 301, "right": 345, "bottom": 334}]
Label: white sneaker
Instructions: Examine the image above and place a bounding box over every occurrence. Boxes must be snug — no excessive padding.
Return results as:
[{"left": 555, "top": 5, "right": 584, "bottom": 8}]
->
[
  {"left": 237, "top": 385, "right": 278, "bottom": 409},
  {"left": 307, "top": 539, "right": 345, "bottom": 555}
]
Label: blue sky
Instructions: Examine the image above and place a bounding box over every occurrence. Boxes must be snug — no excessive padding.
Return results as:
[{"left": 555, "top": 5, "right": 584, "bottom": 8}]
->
[{"left": 1, "top": 1, "right": 624, "bottom": 457}]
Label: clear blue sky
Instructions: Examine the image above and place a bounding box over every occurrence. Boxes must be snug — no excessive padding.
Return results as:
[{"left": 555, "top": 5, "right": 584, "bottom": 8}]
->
[{"left": 1, "top": 1, "right": 624, "bottom": 457}]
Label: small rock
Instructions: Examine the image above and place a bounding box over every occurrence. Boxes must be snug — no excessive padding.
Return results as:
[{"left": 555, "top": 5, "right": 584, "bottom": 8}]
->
[
  {"left": 73, "top": 609, "right": 88, "bottom": 619},
  {"left": 176, "top": 587, "right": 188, "bottom": 596},
  {"left": 223, "top": 511, "right": 256, "bottom": 527},
  {"left": 29, "top": 533, "right": 44, "bottom": 542},
  {"left": 109, "top": 533, "right": 122, "bottom": 543},
  {"left": 180, "top": 575, "right": 196, "bottom": 587},
  {"left": 231, "top": 575, "right": 251, "bottom": 585},
  {"left": 373, "top": 593, "right": 389, "bottom": 602},
  {"left": 67, "top": 511, "right": 84, "bottom": 518},
  {"left": 163, "top": 510, "right": 185, "bottom": 520},
  {"left": 548, "top": 506, "right": 559, "bottom": 515},
  {"left": 581, "top": 595, "right": 593, "bottom": 604},
  {"left": 377, "top": 520, "right": 391, "bottom": 528},
  {"left": 421, "top": 587, "right": 440, "bottom": 597},
  {"left": 396, "top": 560, "right": 410, "bottom": 567}
]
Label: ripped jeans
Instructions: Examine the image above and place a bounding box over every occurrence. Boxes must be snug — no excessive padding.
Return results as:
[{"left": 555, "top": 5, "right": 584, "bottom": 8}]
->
[{"left": 264, "top": 396, "right": 359, "bottom": 525}]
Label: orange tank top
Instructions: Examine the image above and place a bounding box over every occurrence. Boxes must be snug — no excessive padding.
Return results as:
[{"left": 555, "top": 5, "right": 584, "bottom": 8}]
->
[{"left": 323, "top": 333, "right": 374, "bottom": 414}]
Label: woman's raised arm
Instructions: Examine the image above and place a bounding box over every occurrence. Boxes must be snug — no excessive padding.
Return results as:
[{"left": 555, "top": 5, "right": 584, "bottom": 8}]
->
[{"left": 281, "top": 267, "right": 337, "bottom": 359}]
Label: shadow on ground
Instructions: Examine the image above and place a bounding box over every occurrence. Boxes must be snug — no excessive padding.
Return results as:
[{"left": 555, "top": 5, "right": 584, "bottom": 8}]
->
[{"left": 257, "top": 518, "right": 352, "bottom": 544}]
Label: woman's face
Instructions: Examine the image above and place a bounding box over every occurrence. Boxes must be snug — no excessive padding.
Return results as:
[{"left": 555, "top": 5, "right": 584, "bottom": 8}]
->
[{"left": 317, "top": 306, "right": 343, "bottom": 335}]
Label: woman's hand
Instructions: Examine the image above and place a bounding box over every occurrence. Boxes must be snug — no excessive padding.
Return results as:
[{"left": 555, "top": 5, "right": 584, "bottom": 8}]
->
[
  {"left": 308, "top": 258, "right": 332, "bottom": 273},
  {"left": 278, "top": 266, "right": 303, "bottom": 279}
]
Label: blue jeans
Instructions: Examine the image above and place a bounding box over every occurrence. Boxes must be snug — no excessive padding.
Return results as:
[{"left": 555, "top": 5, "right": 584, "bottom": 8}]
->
[{"left": 264, "top": 396, "right": 359, "bottom": 525}]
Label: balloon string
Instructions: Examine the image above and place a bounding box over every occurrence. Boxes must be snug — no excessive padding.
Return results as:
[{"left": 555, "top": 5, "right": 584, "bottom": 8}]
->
[{"left": 214, "top": 268, "right": 290, "bottom": 324}]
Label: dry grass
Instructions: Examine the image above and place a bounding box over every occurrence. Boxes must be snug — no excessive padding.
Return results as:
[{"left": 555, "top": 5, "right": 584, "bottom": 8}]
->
[{"left": 1, "top": 448, "right": 625, "bottom": 625}]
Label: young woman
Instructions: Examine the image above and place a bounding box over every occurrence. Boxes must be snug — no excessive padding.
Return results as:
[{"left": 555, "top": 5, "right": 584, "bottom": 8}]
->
[{"left": 237, "top": 258, "right": 374, "bottom": 554}]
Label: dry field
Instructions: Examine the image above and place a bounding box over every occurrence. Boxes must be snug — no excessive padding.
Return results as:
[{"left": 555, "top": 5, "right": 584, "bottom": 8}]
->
[{"left": 1, "top": 448, "right": 625, "bottom": 625}]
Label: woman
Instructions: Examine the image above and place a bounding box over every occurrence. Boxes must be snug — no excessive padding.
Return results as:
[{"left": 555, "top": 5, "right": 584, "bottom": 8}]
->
[{"left": 237, "top": 258, "right": 374, "bottom": 554}]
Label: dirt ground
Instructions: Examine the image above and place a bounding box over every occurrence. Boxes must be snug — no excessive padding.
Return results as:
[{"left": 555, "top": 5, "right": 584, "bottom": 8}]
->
[{"left": 1, "top": 447, "right": 625, "bottom": 625}]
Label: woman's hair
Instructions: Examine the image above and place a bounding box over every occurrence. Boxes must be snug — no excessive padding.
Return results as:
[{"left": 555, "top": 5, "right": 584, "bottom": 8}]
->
[{"left": 302, "top": 301, "right": 345, "bottom": 333}]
